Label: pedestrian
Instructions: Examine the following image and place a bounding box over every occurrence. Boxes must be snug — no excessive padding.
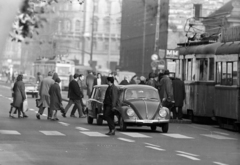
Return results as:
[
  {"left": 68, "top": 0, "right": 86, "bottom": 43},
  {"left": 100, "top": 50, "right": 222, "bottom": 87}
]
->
[
  {"left": 86, "top": 71, "right": 95, "bottom": 98},
  {"left": 159, "top": 70, "right": 174, "bottom": 109},
  {"left": 94, "top": 73, "right": 104, "bottom": 86},
  {"left": 139, "top": 76, "right": 146, "bottom": 85},
  {"left": 49, "top": 77, "right": 63, "bottom": 121},
  {"left": 36, "top": 71, "right": 55, "bottom": 120},
  {"left": 10, "top": 74, "right": 28, "bottom": 118},
  {"left": 146, "top": 73, "right": 156, "bottom": 87},
  {"left": 70, "top": 74, "right": 86, "bottom": 117},
  {"left": 129, "top": 75, "right": 138, "bottom": 84},
  {"left": 120, "top": 76, "right": 129, "bottom": 85},
  {"left": 103, "top": 77, "right": 118, "bottom": 135},
  {"left": 172, "top": 77, "right": 186, "bottom": 120},
  {"left": 63, "top": 73, "right": 86, "bottom": 118}
]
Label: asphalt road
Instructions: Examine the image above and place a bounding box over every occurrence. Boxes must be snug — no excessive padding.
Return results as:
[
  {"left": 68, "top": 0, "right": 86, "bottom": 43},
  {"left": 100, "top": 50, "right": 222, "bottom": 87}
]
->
[{"left": 0, "top": 84, "right": 239, "bottom": 165}]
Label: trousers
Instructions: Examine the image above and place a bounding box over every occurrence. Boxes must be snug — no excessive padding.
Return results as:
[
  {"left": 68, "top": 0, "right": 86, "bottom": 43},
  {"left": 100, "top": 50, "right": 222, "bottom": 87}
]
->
[
  {"left": 64, "top": 99, "right": 83, "bottom": 117},
  {"left": 104, "top": 105, "right": 115, "bottom": 131}
]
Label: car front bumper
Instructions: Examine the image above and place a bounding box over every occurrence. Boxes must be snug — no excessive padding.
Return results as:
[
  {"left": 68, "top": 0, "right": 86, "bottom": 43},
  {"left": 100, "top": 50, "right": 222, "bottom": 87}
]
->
[{"left": 124, "top": 119, "right": 169, "bottom": 126}]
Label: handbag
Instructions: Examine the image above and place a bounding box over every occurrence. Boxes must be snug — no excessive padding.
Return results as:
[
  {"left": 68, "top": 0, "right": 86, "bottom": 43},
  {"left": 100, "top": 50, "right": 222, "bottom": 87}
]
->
[
  {"left": 23, "top": 99, "right": 28, "bottom": 112},
  {"left": 35, "top": 99, "right": 42, "bottom": 108},
  {"left": 162, "top": 98, "right": 175, "bottom": 109}
]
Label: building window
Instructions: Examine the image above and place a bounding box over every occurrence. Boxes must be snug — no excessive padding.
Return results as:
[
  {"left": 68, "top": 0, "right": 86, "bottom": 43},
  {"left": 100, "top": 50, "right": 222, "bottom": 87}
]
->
[
  {"left": 104, "top": 40, "right": 109, "bottom": 50},
  {"left": 194, "top": 4, "right": 202, "bottom": 20},
  {"left": 104, "top": 19, "right": 110, "bottom": 32},
  {"left": 106, "top": 1, "right": 111, "bottom": 13},
  {"left": 93, "top": 17, "right": 98, "bottom": 31},
  {"left": 75, "top": 20, "right": 81, "bottom": 31},
  {"left": 94, "top": 1, "right": 98, "bottom": 13},
  {"left": 93, "top": 39, "right": 97, "bottom": 50},
  {"left": 65, "top": 20, "right": 71, "bottom": 31}
]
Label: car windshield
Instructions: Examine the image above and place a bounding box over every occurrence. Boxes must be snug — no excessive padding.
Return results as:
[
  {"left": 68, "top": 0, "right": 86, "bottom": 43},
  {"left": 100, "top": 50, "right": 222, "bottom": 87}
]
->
[{"left": 125, "top": 88, "right": 159, "bottom": 101}]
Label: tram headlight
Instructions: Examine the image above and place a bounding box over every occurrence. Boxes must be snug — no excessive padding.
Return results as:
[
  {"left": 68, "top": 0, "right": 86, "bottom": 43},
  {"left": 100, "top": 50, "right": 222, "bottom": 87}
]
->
[
  {"left": 126, "top": 108, "right": 135, "bottom": 117},
  {"left": 159, "top": 107, "right": 168, "bottom": 118}
]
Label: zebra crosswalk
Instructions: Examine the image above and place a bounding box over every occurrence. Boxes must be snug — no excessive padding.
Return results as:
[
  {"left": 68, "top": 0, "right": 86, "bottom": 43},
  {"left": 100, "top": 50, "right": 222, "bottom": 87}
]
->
[{"left": 0, "top": 129, "right": 237, "bottom": 141}]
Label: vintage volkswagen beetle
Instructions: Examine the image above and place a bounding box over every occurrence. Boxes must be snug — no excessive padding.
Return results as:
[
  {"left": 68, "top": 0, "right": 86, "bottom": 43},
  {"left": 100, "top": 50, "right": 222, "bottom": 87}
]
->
[
  {"left": 86, "top": 84, "right": 170, "bottom": 133},
  {"left": 116, "top": 85, "right": 170, "bottom": 133}
]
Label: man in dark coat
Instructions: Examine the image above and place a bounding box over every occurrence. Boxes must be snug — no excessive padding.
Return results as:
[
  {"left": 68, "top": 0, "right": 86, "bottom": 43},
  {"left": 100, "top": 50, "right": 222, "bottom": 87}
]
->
[
  {"left": 172, "top": 77, "right": 186, "bottom": 120},
  {"left": 120, "top": 76, "right": 129, "bottom": 85},
  {"left": 103, "top": 77, "right": 118, "bottom": 135},
  {"left": 159, "top": 70, "right": 174, "bottom": 109},
  {"left": 86, "top": 71, "right": 95, "bottom": 98},
  {"left": 49, "top": 77, "right": 63, "bottom": 120},
  {"left": 63, "top": 73, "right": 86, "bottom": 118}
]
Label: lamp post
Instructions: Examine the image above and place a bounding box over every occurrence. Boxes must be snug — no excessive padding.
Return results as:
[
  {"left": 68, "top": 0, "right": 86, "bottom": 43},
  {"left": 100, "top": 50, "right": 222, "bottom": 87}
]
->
[
  {"left": 141, "top": 2, "right": 147, "bottom": 75},
  {"left": 107, "top": 0, "right": 112, "bottom": 70}
]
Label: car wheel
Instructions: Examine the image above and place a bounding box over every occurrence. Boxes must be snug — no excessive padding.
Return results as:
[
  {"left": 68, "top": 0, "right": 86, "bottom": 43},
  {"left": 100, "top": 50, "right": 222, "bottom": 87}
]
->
[
  {"left": 87, "top": 115, "right": 94, "bottom": 124},
  {"left": 96, "top": 115, "right": 103, "bottom": 125},
  {"left": 162, "top": 123, "right": 169, "bottom": 133},
  {"left": 119, "top": 116, "right": 127, "bottom": 131},
  {"left": 150, "top": 125, "right": 157, "bottom": 131}
]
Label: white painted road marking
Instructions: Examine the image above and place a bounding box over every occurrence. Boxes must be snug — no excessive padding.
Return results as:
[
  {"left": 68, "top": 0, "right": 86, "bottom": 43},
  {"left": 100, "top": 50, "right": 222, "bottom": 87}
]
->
[
  {"left": 213, "top": 161, "right": 229, "bottom": 165},
  {"left": 213, "top": 131, "right": 229, "bottom": 136},
  {"left": 144, "top": 143, "right": 161, "bottom": 148},
  {"left": 189, "top": 125, "right": 209, "bottom": 131},
  {"left": 58, "top": 122, "right": 70, "bottom": 126},
  {"left": 201, "top": 134, "right": 237, "bottom": 140},
  {"left": 0, "top": 130, "right": 21, "bottom": 135},
  {"left": 145, "top": 146, "right": 165, "bottom": 151},
  {"left": 75, "top": 127, "right": 89, "bottom": 131},
  {"left": 81, "top": 132, "right": 109, "bottom": 137},
  {"left": 42, "top": 114, "right": 47, "bottom": 117},
  {"left": 177, "top": 154, "right": 200, "bottom": 161},
  {"left": 29, "top": 108, "right": 35, "bottom": 111},
  {"left": 162, "top": 134, "right": 194, "bottom": 139},
  {"left": 39, "top": 131, "right": 65, "bottom": 136},
  {"left": 118, "top": 138, "right": 135, "bottom": 143},
  {"left": 176, "top": 151, "right": 199, "bottom": 157},
  {"left": 121, "top": 133, "right": 151, "bottom": 138}
]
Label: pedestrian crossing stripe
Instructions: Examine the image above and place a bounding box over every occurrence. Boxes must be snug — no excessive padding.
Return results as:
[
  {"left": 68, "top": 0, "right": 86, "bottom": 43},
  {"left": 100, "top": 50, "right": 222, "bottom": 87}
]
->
[
  {"left": 213, "top": 161, "right": 229, "bottom": 165},
  {"left": 176, "top": 151, "right": 199, "bottom": 157},
  {"left": 145, "top": 146, "right": 165, "bottom": 151},
  {"left": 75, "top": 127, "right": 89, "bottom": 131},
  {"left": 118, "top": 138, "right": 135, "bottom": 142},
  {"left": 120, "top": 133, "right": 151, "bottom": 138},
  {"left": 162, "top": 134, "right": 194, "bottom": 139},
  {"left": 39, "top": 131, "right": 66, "bottom": 136},
  {"left": 213, "top": 131, "right": 229, "bottom": 136},
  {"left": 177, "top": 154, "right": 200, "bottom": 161},
  {"left": 144, "top": 143, "right": 161, "bottom": 148},
  {"left": 80, "top": 132, "right": 109, "bottom": 137},
  {"left": 201, "top": 134, "right": 236, "bottom": 140},
  {"left": 58, "top": 122, "right": 70, "bottom": 126},
  {"left": 0, "top": 130, "right": 21, "bottom": 135}
]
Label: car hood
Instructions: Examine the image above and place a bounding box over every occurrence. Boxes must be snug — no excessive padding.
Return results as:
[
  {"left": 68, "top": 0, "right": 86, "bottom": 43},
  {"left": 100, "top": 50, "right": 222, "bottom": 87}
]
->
[{"left": 124, "top": 99, "right": 160, "bottom": 120}]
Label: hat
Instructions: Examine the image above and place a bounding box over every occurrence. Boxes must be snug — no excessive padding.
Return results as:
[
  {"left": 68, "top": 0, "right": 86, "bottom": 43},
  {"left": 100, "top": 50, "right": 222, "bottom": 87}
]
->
[
  {"left": 55, "top": 77, "right": 61, "bottom": 83},
  {"left": 163, "top": 69, "right": 170, "bottom": 75}
]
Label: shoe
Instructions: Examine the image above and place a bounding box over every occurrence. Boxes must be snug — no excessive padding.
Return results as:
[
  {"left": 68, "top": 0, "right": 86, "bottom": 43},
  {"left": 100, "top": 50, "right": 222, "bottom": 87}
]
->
[
  {"left": 79, "top": 115, "right": 86, "bottom": 118},
  {"left": 36, "top": 114, "right": 40, "bottom": 120},
  {"left": 9, "top": 114, "right": 15, "bottom": 118},
  {"left": 47, "top": 117, "right": 51, "bottom": 120},
  {"left": 105, "top": 129, "right": 115, "bottom": 136},
  {"left": 70, "top": 115, "right": 76, "bottom": 118},
  {"left": 23, "top": 115, "right": 28, "bottom": 118},
  {"left": 62, "top": 113, "right": 66, "bottom": 118}
]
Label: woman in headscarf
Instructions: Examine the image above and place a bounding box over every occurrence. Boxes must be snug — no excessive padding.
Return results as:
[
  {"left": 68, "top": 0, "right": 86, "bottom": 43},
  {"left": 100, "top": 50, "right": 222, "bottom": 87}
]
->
[
  {"left": 49, "top": 77, "right": 63, "bottom": 121},
  {"left": 10, "top": 74, "right": 27, "bottom": 118}
]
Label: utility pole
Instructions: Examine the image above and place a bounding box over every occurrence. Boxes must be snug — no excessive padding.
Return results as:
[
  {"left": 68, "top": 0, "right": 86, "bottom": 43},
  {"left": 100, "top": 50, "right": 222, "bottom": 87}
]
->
[
  {"left": 107, "top": 0, "right": 112, "bottom": 70},
  {"left": 81, "top": 1, "right": 87, "bottom": 65},
  {"left": 89, "top": 0, "right": 96, "bottom": 67},
  {"left": 141, "top": 2, "right": 147, "bottom": 75}
]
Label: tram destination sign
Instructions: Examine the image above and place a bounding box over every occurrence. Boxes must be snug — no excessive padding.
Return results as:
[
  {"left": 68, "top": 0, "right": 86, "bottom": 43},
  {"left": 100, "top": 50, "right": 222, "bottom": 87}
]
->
[{"left": 221, "top": 26, "right": 240, "bottom": 42}]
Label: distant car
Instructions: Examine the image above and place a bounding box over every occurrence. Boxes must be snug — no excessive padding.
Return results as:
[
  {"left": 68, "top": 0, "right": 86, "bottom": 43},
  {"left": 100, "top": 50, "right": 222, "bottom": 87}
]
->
[
  {"left": 86, "top": 85, "right": 170, "bottom": 133},
  {"left": 23, "top": 75, "right": 39, "bottom": 98}
]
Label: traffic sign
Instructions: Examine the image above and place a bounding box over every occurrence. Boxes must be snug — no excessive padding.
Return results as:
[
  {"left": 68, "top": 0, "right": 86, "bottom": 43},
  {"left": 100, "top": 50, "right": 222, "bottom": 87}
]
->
[
  {"left": 151, "top": 54, "right": 158, "bottom": 61},
  {"left": 151, "top": 61, "right": 158, "bottom": 68}
]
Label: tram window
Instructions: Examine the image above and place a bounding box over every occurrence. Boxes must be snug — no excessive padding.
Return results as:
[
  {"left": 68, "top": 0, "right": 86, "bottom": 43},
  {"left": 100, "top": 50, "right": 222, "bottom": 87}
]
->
[
  {"left": 216, "top": 62, "right": 221, "bottom": 84},
  {"left": 199, "top": 58, "right": 208, "bottom": 81},
  {"left": 222, "top": 62, "right": 227, "bottom": 85},
  {"left": 209, "top": 58, "right": 214, "bottom": 80},
  {"left": 233, "top": 62, "right": 238, "bottom": 85},
  {"left": 227, "top": 63, "right": 233, "bottom": 85},
  {"left": 186, "top": 59, "right": 192, "bottom": 81}
]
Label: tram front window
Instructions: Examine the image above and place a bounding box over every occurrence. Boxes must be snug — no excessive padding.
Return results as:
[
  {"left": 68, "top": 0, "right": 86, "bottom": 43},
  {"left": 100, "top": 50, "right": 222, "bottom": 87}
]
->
[{"left": 57, "top": 66, "right": 69, "bottom": 76}]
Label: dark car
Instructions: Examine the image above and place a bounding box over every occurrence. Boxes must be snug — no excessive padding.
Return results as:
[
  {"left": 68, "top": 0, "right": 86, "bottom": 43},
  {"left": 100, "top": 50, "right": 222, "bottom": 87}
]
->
[{"left": 86, "top": 85, "right": 170, "bottom": 133}]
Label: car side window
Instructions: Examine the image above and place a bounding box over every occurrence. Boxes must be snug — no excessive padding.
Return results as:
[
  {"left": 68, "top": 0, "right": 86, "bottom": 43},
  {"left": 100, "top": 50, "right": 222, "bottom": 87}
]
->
[{"left": 118, "top": 89, "right": 124, "bottom": 102}]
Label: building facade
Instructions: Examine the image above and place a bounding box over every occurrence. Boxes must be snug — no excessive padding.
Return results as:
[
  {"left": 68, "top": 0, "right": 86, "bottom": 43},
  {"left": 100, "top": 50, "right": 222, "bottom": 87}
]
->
[
  {"left": 120, "top": 0, "right": 231, "bottom": 76},
  {"left": 20, "top": 0, "right": 121, "bottom": 75}
]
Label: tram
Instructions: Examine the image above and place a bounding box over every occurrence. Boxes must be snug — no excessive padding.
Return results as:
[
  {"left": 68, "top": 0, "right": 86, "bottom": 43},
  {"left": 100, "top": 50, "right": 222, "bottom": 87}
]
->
[
  {"left": 33, "top": 56, "right": 75, "bottom": 90},
  {"left": 176, "top": 41, "right": 240, "bottom": 131}
]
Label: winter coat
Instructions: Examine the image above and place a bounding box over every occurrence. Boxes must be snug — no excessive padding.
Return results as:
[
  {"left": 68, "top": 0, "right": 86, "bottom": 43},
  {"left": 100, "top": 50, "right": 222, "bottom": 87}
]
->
[
  {"left": 12, "top": 81, "right": 26, "bottom": 108},
  {"left": 39, "top": 76, "right": 55, "bottom": 108},
  {"left": 86, "top": 74, "right": 95, "bottom": 97},
  {"left": 68, "top": 79, "right": 83, "bottom": 100},
  {"left": 159, "top": 75, "right": 174, "bottom": 101},
  {"left": 172, "top": 78, "right": 185, "bottom": 107},
  {"left": 49, "top": 83, "right": 62, "bottom": 111}
]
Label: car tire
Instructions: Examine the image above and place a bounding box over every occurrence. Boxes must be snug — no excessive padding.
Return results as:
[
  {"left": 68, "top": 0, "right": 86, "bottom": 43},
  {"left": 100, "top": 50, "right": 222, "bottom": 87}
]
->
[
  {"left": 119, "top": 116, "right": 127, "bottom": 131},
  {"left": 150, "top": 125, "right": 157, "bottom": 131},
  {"left": 97, "top": 115, "right": 103, "bottom": 125},
  {"left": 162, "top": 123, "right": 169, "bottom": 133},
  {"left": 87, "top": 115, "right": 94, "bottom": 124}
]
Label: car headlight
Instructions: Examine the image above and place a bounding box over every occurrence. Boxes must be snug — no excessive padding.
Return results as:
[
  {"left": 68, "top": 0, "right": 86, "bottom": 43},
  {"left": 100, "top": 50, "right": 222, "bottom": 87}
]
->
[
  {"left": 126, "top": 108, "right": 135, "bottom": 117},
  {"left": 159, "top": 107, "right": 168, "bottom": 118}
]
